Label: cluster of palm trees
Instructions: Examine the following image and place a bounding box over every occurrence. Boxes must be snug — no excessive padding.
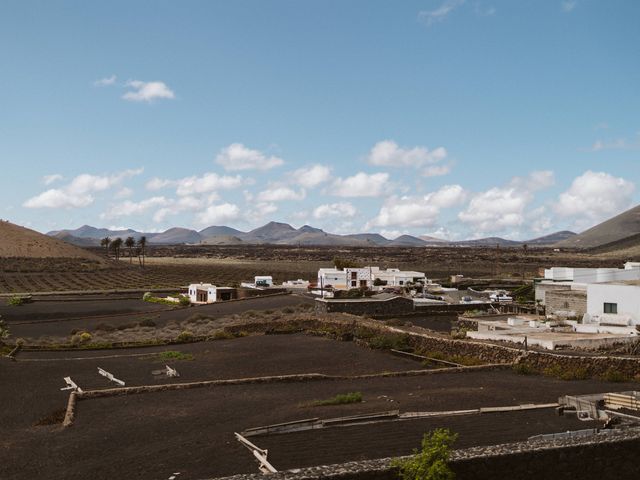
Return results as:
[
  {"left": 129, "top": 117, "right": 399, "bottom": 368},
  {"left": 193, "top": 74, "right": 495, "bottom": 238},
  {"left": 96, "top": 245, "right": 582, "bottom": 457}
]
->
[{"left": 100, "top": 236, "right": 147, "bottom": 266}]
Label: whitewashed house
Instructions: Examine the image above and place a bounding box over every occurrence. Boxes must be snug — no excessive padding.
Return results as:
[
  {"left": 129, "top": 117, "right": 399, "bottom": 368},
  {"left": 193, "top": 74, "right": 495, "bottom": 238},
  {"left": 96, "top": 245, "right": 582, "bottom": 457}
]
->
[
  {"left": 317, "top": 266, "right": 427, "bottom": 291},
  {"left": 582, "top": 281, "right": 640, "bottom": 333},
  {"left": 187, "top": 283, "right": 218, "bottom": 304}
]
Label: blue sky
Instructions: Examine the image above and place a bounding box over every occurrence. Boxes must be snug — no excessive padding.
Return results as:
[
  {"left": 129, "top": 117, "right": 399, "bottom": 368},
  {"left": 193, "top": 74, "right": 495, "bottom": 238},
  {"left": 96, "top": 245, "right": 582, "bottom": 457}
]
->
[{"left": 1, "top": 0, "right": 638, "bottom": 239}]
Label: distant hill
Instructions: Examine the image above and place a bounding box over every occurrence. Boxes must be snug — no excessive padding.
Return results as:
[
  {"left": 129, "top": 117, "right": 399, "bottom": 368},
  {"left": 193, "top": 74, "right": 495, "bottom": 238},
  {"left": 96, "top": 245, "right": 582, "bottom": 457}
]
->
[
  {"left": 555, "top": 204, "right": 640, "bottom": 249},
  {"left": 52, "top": 232, "right": 101, "bottom": 247},
  {"left": 0, "top": 221, "right": 106, "bottom": 262},
  {"left": 46, "top": 221, "right": 588, "bottom": 248},
  {"left": 450, "top": 237, "right": 522, "bottom": 247},
  {"left": 199, "top": 225, "right": 244, "bottom": 237},
  {"left": 388, "top": 235, "right": 427, "bottom": 247},
  {"left": 200, "top": 235, "right": 245, "bottom": 245},
  {"left": 344, "top": 233, "right": 390, "bottom": 246},
  {"left": 147, "top": 227, "right": 201, "bottom": 244},
  {"left": 525, "top": 230, "right": 576, "bottom": 246}
]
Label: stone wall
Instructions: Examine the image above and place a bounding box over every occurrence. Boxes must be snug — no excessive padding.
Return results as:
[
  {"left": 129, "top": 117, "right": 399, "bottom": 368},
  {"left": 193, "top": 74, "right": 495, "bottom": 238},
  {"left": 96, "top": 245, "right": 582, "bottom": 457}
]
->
[
  {"left": 545, "top": 289, "right": 587, "bottom": 318},
  {"left": 210, "top": 427, "right": 640, "bottom": 480},
  {"left": 314, "top": 297, "right": 415, "bottom": 316},
  {"left": 535, "top": 282, "right": 572, "bottom": 305}
]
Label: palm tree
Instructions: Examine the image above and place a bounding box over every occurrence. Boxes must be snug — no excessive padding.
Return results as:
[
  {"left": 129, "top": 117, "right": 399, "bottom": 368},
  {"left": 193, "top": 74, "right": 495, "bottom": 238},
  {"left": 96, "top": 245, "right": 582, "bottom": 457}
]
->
[
  {"left": 137, "top": 236, "right": 147, "bottom": 267},
  {"left": 111, "top": 237, "right": 123, "bottom": 261},
  {"left": 100, "top": 237, "right": 111, "bottom": 257},
  {"left": 125, "top": 236, "right": 135, "bottom": 264}
]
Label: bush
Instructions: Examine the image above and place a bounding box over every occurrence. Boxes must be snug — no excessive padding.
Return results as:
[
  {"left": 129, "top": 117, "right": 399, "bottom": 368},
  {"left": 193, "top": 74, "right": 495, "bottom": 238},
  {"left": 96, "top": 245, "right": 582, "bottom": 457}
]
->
[
  {"left": 176, "top": 330, "right": 194, "bottom": 343},
  {"left": 513, "top": 363, "right": 535, "bottom": 375},
  {"left": 311, "top": 392, "right": 363, "bottom": 406},
  {"left": 179, "top": 296, "right": 191, "bottom": 307},
  {"left": 142, "top": 292, "right": 153, "bottom": 301},
  {"left": 157, "top": 350, "right": 193, "bottom": 361},
  {"left": 139, "top": 318, "right": 157, "bottom": 328},
  {"left": 392, "top": 429, "right": 457, "bottom": 480},
  {"left": 0, "top": 319, "right": 9, "bottom": 340},
  {"left": 600, "top": 368, "right": 630, "bottom": 383},
  {"left": 71, "top": 331, "right": 92, "bottom": 345},
  {"left": 7, "top": 296, "right": 31, "bottom": 306},
  {"left": 211, "top": 330, "right": 234, "bottom": 340},
  {"left": 543, "top": 364, "right": 589, "bottom": 381}
]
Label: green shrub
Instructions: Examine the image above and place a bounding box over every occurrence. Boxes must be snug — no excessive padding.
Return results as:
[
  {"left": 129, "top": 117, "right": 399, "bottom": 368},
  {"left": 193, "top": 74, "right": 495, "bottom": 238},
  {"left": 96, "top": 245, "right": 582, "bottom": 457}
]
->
[
  {"left": 600, "top": 368, "right": 630, "bottom": 383},
  {"left": 179, "top": 296, "right": 191, "bottom": 306},
  {"left": 176, "top": 330, "right": 195, "bottom": 343},
  {"left": 543, "top": 364, "right": 589, "bottom": 381},
  {"left": 157, "top": 350, "right": 193, "bottom": 361},
  {"left": 211, "top": 330, "right": 234, "bottom": 340},
  {"left": 512, "top": 363, "right": 535, "bottom": 375},
  {"left": 392, "top": 429, "right": 457, "bottom": 480},
  {"left": 7, "top": 296, "right": 31, "bottom": 306},
  {"left": 142, "top": 292, "right": 153, "bottom": 301},
  {"left": 0, "top": 319, "right": 9, "bottom": 340},
  {"left": 311, "top": 392, "right": 363, "bottom": 406}
]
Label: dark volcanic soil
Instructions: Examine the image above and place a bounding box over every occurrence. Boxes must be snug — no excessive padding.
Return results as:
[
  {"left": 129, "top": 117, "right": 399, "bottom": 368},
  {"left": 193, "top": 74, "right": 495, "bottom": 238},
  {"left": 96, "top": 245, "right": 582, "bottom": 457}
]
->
[{"left": 1, "top": 333, "right": 636, "bottom": 480}]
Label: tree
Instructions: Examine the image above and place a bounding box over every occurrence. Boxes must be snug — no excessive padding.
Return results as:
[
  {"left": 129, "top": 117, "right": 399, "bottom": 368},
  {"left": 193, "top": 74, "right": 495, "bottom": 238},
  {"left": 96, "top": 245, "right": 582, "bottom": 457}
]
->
[
  {"left": 100, "top": 237, "right": 111, "bottom": 257},
  {"left": 137, "top": 236, "right": 147, "bottom": 267},
  {"left": 125, "top": 236, "right": 135, "bottom": 264},
  {"left": 111, "top": 237, "right": 123, "bottom": 260},
  {"left": 393, "top": 429, "right": 457, "bottom": 480}
]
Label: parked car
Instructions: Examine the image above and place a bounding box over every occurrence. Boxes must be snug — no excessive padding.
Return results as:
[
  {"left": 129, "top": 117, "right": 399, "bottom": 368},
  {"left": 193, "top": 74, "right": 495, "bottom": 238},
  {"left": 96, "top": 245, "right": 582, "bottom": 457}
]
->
[{"left": 490, "top": 293, "right": 513, "bottom": 303}]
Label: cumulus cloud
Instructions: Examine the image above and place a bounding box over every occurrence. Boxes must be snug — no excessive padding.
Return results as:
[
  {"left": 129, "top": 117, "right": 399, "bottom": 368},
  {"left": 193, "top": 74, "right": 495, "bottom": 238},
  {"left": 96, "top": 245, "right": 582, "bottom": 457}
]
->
[
  {"left": 195, "top": 203, "right": 241, "bottom": 226},
  {"left": 419, "top": 0, "right": 465, "bottom": 26},
  {"left": 122, "top": 80, "right": 175, "bottom": 102},
  {"left": 101, "top": 196, "right": 171, "bottom": 220},
  {"left": 554, "top": 171, "right": 635, "bottom": 227},
  {"left": 146, "top": 173, "right": 246, "bottom": 197},
  {"left": 366, "top": 184, "right": 467, "bottom": 229},
  {"left": 331, "top": 172, "right": 390, "bottom": 197},
  {"left": 216, "top": 143, "right": 284, "bottom": 171},
  {"left": 258, "top": 186, "right": 306, "bottom": 202},
  {"left": 423, "top": 165, "right": 452, "bottom": 177},
  {"left": 561, "top": 1, "right": 577, "bottom": 12},
  {"left": 93, "top": 75, "right": 117, "bottom": 87},
  {"left": 313, "top": 202, "right": 357, "bottom": 219},
  {"left": 458, "top": 171, "right": 555, "bottom": 234},
  {"left": 290, "top": 164, "right": 332, "bottom": 188},
  {"left": 24, "top": 169, "right": 143, "bottom": 209},
  {"left": 368, "top": 140, "right": 446, "bottom": 167},
  {"left": 43, "top": 174, "right": 63, "bottom": 185}
]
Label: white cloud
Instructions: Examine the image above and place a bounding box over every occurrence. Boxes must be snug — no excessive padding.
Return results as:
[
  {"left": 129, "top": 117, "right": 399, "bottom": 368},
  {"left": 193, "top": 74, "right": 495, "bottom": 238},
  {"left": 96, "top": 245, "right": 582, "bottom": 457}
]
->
[
  {"left": 195, "top": 203, "right": 241, "bottom": 226},
  {"left": 122, "top": 80, "right": 175, "bottom": 102},
  {"left": 313, "top": 202, "right": 357, "bottom": 219},
  {"left": 258, "top": 186, "right": 306, "bottom": 202},
  {"left": 419, "top": 0, "right": 465, "bottom": 26},
  {"left": 367, "top": 140, "right": 447, "bottom": 167},
  {"left": 43, "top": 174, "right": 63, "bottom": 185},
  {"left": 290, "top": 164, "right": 332, "bottom": 188},
  {"left": 554, "top": 171, "right": 635, "bottom": 227},
  {"left": 115, "top": 187, "right": 133, "bottom": 199},
  {"left": 366, "top": 184, "right": 467, "bottom": 229},
  {"left": 101, "top": 196, "right": 171, "bottom": 220},
  {"left": 422, "top": 165, "right": 452, "bottom": 177},
  {"left": 146, "top": 177, "right": 174, "bottom": 190},
  {"left": 175, "top": 173, "right": 245, "bottom": 196},
  {"left": 331, "top": 172, "right": 390, "bottom": 197},
  {"left": 561, "top": 1, "right": 577, "bottom": 12},
  {"left": 458, "top": 171, "right": 555, "bottom": 234},
  {"left": 586, "top": 138, "right": 639, "bottom": 152},
  {"left": 24, "top": 169, "right": 143, "bottom": 209},
  {"left": 94, "top": 75, "right": 117, "bottom": 87},
  {"left": 216, "top": 143, "right": 284, "bottom": 171},
  {"left": 245, "top": 202, "right": 279, "bottom": 224}
]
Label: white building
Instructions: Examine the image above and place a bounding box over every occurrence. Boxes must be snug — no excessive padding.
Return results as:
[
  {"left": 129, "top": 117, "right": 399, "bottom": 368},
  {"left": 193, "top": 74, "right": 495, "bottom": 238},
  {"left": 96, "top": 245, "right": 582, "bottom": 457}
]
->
[
  {"left": 317, "top": 266, "right": 427, "bottom": 291},
  {"left": 187, "top": 283, "right": 236, "bottom": 303},
  {"left": 584, "top": 281, "right": 640, "bottom": 329},
  {"left": 187, "top": 283, "right": 218, "bottom": 304}
]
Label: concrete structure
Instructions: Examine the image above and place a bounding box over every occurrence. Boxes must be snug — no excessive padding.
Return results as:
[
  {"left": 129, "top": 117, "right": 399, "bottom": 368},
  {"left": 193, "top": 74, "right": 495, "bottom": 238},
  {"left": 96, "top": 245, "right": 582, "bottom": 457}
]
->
[
  {"left": 317, "top": 266, "right": 426, "bottom": 291},
  {"left": 545, "top": 289, "right": 587, "bottom": 319},
  {"left": 543, "top": 263, "right": 640, "bottom": 284},
  {"left": 187, "top": 283, "right": 237, "bottom": 303},
  {"left": 466, "top": 316, "right": 638, "bottom": 350},
  {"left": 583, "top": 281, "right": 640, "bottom": 332}
]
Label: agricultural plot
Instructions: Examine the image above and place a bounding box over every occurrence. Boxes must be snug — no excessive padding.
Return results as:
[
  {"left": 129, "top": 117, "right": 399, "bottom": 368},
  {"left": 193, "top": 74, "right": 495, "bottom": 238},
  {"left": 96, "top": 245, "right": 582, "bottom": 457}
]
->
[{"left": 1, "top": 332, "right": 637, "bottom": 480}]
